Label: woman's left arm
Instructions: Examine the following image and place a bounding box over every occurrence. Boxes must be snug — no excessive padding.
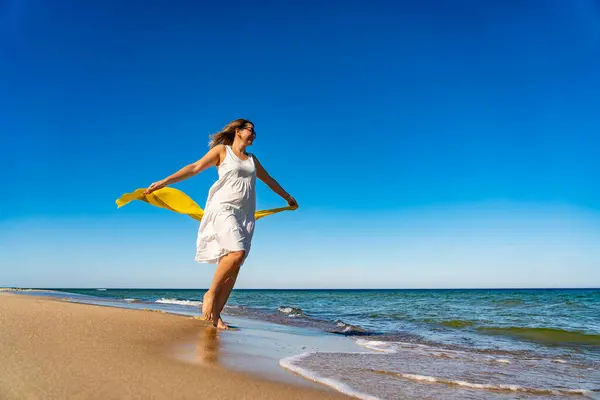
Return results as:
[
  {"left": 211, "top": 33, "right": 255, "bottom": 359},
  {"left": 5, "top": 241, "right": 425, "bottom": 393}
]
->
[{"left": 254, "top": 155, "right": 298, "bottom": 208}]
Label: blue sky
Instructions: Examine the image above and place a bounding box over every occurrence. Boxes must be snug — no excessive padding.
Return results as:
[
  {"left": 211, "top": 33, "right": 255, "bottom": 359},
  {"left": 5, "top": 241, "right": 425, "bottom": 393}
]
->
[{"left": 1, "top": 0, "right": 598, "bottom": 288}]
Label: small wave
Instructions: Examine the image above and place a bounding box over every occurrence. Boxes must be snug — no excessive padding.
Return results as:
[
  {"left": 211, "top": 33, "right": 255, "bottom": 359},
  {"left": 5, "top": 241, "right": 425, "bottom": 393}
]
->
[
  {"left": 423, "top": 319, "right": 475, "bottom": 329},
  {"left": 562, "top": 300, "right": 586, "bottom": 309},
  {"left": 357, "top": 339, "right": 470, "bottom": 360},
  {"left": 492, "top": 299, "right": 524, "bottom": 306},
  {"left": 356, "top": 339, "right": 398, "bottom": 354},
  {"left": 280, "top": 352, "right": 380, "bottom": 400},
  {"left": 477, "top": 326, "right": 600, "bottom": 346},
  {"left": 328, "top": 320, "right": 368, "bottom": 335},
  {"left": 440, "top": 320, "right": 475, "bottom": 328},
  {"left": 155, "top": 298, "right": 202, "bottom": 307},
  {"left": 277, "top": 306, "right": 305, "bottom": 317},
  {"left": 370, "top": 369, "right": 592, "bottom": 396},
  {"left": 123, "top": 298, "right": 138, "bottom": 303},
  {"left": 368, "top": 312, "right": 408, "bottom": 319}
]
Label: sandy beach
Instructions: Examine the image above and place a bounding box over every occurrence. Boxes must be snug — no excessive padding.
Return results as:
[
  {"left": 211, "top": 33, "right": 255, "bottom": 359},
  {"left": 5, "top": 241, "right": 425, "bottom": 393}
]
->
[{"left": 0, "top": 292, "right": 350, "bottom": 400}]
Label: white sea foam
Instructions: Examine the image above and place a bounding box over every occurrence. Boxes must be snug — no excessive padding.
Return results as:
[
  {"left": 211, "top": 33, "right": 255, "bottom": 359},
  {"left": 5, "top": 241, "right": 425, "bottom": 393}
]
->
[
  {"left": 279, "top": 352, "right": 380, "bottom": 400},
  {"left": 390, "top": 371, "right": 591, "bottom": 396},
  {"left": 155, "top": 298, "right": 202, "bottom": 307},
  {"left": 277, "top": 306, "right": 304, "bottom": 317},
  {"left": 355, "top": 339, "right": 398, "bottom": 354},
  {"left": 358, "top": 339, "right": 519, "bottom": 365}
]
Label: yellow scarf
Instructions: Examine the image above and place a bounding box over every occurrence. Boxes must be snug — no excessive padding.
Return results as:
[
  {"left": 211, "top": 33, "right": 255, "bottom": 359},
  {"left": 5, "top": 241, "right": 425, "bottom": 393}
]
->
[{"left": 115, "top": 187, "right": 297, "bottom": 221}]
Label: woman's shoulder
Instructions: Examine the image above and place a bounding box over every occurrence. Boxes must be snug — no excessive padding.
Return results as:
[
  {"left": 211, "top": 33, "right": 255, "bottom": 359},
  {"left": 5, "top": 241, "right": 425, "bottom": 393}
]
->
[{"left": 210, "top": 144, "right": 228, "bottom": 166}]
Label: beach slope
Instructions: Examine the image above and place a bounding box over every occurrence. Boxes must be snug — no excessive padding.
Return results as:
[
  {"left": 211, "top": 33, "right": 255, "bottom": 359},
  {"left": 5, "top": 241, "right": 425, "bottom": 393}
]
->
[{"left": 0, "top": 293, "right": 348, "bottom": 400}]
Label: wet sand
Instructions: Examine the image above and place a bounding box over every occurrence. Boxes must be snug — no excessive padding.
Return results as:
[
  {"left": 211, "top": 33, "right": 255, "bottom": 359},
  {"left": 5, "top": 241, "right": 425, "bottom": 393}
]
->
[{"left": 0, "top": 292, "right": 350, "bottom": 399}]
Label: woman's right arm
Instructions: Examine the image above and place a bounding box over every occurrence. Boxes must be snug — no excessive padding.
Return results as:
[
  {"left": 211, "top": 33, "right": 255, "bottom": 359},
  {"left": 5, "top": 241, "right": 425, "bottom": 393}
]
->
[{"left": 144, "top": 145, "right": 224, "bottom": 195}]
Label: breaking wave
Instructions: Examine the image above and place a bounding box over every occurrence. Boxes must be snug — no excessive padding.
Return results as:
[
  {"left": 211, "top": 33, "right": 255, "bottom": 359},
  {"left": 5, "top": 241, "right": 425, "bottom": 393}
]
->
[
  {"left": 155, "top": 298, "right": 202, "bottom": 307},
  {"left": 277, "top": 306, "right": 305, "bottom": 317}
]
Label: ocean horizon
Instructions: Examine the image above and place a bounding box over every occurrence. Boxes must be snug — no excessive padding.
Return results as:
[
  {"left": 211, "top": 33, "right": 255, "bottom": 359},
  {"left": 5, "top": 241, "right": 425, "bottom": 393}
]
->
[{"left": 10, "top": 287, "right": 599, "bottom": 290}]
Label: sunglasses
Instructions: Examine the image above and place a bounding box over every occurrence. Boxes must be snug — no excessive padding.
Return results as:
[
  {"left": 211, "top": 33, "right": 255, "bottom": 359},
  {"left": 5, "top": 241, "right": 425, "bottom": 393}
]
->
[{"left": 243, "top": 126, "right": 256, "bottom": 135}]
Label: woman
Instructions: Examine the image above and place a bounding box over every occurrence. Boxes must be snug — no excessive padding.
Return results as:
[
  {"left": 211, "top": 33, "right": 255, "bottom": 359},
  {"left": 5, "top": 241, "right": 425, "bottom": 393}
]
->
[{"left": 144, "top": 119, "right": 297, "bottom": 329}]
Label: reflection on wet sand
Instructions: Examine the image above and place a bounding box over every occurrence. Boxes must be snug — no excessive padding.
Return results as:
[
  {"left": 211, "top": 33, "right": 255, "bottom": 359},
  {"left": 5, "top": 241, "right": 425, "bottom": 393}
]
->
[{"left": 195, "top": 327, "right": 220, "bottom": 365}]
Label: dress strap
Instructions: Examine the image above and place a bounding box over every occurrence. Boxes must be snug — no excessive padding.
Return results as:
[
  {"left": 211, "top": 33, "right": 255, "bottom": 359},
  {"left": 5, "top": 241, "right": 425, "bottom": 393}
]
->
[{"left": 223, "top": 145, "right": 237, "bottom": 164}]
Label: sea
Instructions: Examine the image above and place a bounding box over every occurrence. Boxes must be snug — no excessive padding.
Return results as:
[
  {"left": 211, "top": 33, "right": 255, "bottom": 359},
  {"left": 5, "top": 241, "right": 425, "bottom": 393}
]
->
[{"left": 36, "top": 288, "right": 600, "bottom": 399}]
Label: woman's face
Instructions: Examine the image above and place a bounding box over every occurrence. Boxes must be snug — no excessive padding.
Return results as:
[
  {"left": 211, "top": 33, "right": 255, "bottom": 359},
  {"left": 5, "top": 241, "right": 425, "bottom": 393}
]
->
[{"left": 238, "top": 124, "right": 256, "bottom": 146}]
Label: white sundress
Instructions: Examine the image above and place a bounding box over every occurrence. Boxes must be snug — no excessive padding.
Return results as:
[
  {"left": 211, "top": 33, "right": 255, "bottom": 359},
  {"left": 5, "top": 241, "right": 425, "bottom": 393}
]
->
[{"left": 195, "top": 145, "right": 257, "bottom": 264}]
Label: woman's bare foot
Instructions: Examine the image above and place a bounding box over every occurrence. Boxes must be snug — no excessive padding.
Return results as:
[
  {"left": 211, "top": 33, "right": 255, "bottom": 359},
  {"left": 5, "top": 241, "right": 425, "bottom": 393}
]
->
[
  {"left": 202, "top": 291, "right": 215, "bottom": 322},
  {"left": 216, "top": 317, "right": 229, "bottom": 330}
]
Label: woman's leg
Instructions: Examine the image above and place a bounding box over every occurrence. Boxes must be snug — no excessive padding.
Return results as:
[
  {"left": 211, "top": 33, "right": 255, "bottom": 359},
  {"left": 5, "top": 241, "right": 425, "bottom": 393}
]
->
[
  {"left": 213, "top": 261, "right": 244, "bottom": 329},
  {"left": 202, "top": 251, "right": 245, "bottom": 327}
]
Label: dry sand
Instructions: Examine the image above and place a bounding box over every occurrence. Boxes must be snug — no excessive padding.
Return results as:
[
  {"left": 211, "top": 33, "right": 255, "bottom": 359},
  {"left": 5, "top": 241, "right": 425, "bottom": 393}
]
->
[{"left": 0, "top": 293, "right": 350, "bottom": 399}]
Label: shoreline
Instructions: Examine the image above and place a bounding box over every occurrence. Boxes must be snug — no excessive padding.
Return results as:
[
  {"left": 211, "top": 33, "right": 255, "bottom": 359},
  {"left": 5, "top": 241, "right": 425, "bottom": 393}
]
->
[
  {"left": 0, "top": 292, "right": 351, "bottom": 399},
  {"left": 3, "top": 289, "right": 365, "bottom": 389}
]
